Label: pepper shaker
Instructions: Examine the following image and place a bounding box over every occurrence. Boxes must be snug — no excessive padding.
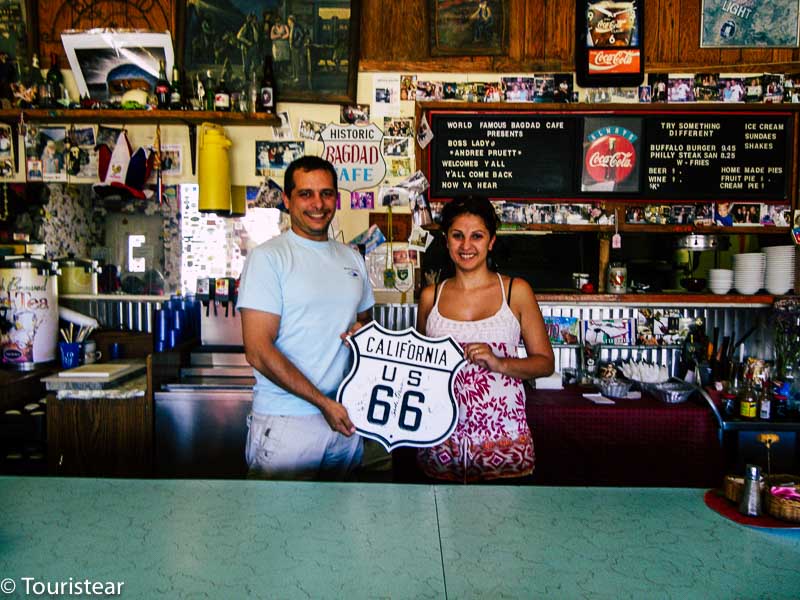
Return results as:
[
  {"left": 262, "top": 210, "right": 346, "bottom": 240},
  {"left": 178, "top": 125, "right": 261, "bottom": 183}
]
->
[{"left": 738, "top": 464, "right": 762, "bottom": 517}]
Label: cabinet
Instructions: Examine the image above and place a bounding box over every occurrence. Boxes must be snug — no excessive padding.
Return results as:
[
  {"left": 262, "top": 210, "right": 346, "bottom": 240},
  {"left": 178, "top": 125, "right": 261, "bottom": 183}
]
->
[{"left": 46, "top": 386, "right": 152, "bottom": 477}]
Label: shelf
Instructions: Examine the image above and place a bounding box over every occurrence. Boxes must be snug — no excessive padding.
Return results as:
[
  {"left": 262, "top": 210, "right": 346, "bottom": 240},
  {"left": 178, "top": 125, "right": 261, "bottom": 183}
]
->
[
  {"left": 536, "top": 293, "right": 776, "bottom": 306},
  {"left": 0, "top": 108, "right": 281, "bottom": 126},
  {"left": 431, "top": 222, "right": 791, "bottom": 235}
]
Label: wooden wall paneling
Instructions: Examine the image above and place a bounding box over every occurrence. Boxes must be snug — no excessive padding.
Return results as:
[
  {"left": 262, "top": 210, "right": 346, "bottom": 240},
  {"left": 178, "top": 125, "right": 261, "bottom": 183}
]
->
[
  {"left": 678, "top": 0, "right": 719, "bottom": 71},
  {"left": 655, "top": 0, "right": 681, "bottom": 66},
  {"left": 505, "top": 0, "right": 528, "bottom": 63},
  {"left": 523, "top": 0, "right": 546, "bottom": 63},
  {"left": 37, "top": 0, "right": 175, "bottom": 64},
  {"left": 742, "top": 48, "right": 776, "bottom": 70},
  {"left": 642, "top": 0, "right": 663, "bottom": 69},
  {"left": 542, "top": 0, "right": 573, "bottom": 67}
]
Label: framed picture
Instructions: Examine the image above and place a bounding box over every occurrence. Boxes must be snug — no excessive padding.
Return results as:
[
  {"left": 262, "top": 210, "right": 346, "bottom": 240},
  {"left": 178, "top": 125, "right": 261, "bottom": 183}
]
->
[
  {"left": 177, "top": 0, "right": 360, "bottom": 104},
  {"left": 61, "top": 31, "right": 174, "bottom": 101},
  {"left": 701, "top": 0, "right": 800, "bottom": 47},
  {"left": 429, "top": 0, "right": 509, "bottom": 56},
  {"left": 0, "top": 0, "right": 36, "bottom": 64}
]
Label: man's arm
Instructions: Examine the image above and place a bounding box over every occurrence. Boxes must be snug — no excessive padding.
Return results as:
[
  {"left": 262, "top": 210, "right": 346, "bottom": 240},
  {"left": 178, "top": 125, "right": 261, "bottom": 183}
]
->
[{"left": 241, "top": 308, "right": 356, "bottom": 436}]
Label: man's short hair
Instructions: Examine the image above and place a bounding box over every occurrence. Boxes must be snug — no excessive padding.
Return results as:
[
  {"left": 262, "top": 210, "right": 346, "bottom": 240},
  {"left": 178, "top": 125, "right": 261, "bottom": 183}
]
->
[{"left": 284, "top": 156, "right": 338, "bottom": 197}]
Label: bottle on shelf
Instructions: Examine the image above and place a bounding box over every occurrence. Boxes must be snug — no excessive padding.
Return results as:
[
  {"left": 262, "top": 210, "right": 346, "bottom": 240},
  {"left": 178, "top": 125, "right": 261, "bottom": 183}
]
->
[
  {"left": 758, "top": 384, "right": 772, "bottom": 420},
  {"left": 738, "top": 380, "right": 758, "bottom": 420},
  {"left": 169, "top": 65, "right": 182, "bottom": 110},
  {"left": 193, "top": 72, "right": 205, "bottom": 111},
  {"left": 154, "top": 60, "right": 171, "bottom": 110},
  {"left": 29, "top": 53, "right": 45, "bottom": 107},
  {"left": 213, "top": 72, "right": 231, "bottom": 112},
  {"left": 45, "top": 53, "right": 64, "bottom": 107},
  {"left": 248, "top": 71, "right": 259, "bottom": 114},
  {"left": 258, "top": 55, "right": 275, "bottom": 114},
  {"left": 204, "top": 69, "right": 215, "bottom": 111}
]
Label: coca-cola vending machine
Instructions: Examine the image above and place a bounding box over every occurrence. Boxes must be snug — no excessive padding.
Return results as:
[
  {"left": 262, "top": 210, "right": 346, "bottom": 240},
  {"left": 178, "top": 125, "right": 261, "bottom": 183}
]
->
[{"left": 576, "top": 1, "right": 644, "bottom": 88}]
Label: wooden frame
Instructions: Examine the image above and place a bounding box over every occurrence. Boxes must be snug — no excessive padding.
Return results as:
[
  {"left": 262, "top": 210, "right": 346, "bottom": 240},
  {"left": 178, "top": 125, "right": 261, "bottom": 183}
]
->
[
  {"left": 700, "top": 0, "right": 800, "bottom": 48},
  {"left": 176, "top": 0, "right": 360, "bottom": 104},
  {"left": 429, "top": 0, "right": 509, "bottom": 56},
  {"left": 0, "top": 0, "right": 37, "bottom": 63}
]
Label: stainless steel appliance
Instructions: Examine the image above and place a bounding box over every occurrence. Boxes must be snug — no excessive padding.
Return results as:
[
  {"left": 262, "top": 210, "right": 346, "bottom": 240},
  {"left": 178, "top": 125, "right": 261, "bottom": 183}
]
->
[{"left": 155, "top": 349, "right": 253, "bottom": 478}]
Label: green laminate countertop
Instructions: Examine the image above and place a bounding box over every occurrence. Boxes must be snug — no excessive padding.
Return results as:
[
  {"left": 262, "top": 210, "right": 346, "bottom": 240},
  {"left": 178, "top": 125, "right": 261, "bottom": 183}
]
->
[{"left": 1, "top": 478, "right": 798, "bottom": 599}]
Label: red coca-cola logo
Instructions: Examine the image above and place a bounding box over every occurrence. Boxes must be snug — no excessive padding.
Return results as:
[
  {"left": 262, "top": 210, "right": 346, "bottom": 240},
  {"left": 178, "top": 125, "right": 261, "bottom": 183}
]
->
[
  {"left": 592, "top": 50, "right": 635, "bottom": 67},
  {"left": 588, "top": 49, "right": 641, "bottom": 73},
  {"left": 584, "top": 135, "right": 636, "bottom": 184}
]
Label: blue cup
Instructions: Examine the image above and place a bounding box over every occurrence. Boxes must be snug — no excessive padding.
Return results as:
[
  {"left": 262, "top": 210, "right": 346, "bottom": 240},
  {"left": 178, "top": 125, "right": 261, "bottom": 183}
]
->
[
  {"left": 59, "top": 342, "right": 82, "bottom": 369},
  {"left": 109, "top": 342, "right": 124, "bottom": 360},
  {"left": 154, "top": 307, "right": 169, "bottom": 347}
]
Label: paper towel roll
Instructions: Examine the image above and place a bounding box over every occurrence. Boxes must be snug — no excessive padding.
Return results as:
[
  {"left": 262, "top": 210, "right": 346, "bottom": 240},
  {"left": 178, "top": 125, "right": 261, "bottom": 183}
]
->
[{"left": 58, "top": 306, "right": 100, "bottom": 329}]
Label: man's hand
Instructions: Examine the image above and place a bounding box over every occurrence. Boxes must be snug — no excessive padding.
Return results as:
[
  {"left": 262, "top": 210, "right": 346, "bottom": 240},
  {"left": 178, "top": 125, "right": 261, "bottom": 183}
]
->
[
  {"left": 340, "top": 320, "right": 365, "bottom": 345},
  {"left": 321, "top": 399, "right": 356, "bottom": 436}
]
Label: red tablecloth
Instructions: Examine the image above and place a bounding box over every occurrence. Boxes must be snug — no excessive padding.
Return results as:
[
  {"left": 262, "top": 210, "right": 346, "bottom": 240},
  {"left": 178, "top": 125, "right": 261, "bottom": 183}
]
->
[{"left": 526, "top": 386, "right": 724, "bottom": 487}]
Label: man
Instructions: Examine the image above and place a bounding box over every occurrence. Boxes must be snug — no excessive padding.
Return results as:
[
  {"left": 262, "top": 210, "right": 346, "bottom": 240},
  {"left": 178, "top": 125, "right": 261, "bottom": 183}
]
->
[
  {"left": 287, "top": 15, "right": 306, "bottom": 83},
  {"left": 470, "top": 0, "right": 494, "bottom": 43},
  {"left": 237, "top": 156, "right": 374, "bottom": 480}
]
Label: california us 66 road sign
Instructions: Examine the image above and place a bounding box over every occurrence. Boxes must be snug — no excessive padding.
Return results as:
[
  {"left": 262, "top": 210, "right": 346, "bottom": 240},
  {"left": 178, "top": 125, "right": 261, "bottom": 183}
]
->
[{"left": 337, "top": 322, "right": 466, "bottom": 451}]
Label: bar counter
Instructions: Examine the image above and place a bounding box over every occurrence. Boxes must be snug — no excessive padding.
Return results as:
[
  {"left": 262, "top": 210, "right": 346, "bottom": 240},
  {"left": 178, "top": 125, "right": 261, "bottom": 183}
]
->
[{"left": 1, "top": 477, "right": 798, "bottom": 598}]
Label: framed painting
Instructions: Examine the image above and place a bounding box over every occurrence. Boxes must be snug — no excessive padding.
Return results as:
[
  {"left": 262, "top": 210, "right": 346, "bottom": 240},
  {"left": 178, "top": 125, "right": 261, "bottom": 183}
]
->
[
  {"left": 700, "top": 0, "right": 800, "bottom": 47},
  {"left": 177, "top": 0, "right": 360, "bottom": 104},
  {"left": 0, "top": 0, "right": 37, "bottom": 63},
  {"left": 429, "top": 0, "right": 509, "bottom": 56}
]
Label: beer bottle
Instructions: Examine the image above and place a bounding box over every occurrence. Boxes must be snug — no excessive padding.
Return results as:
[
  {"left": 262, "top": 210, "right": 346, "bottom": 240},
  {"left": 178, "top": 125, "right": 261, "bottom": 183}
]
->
[
  {"left": 258, "top": 56, "right": 275, "bottom": 114},
  {"left": 248, "top": 71, "right": 259, "bottom": 114},
  {"left": 758, "top": 385, "right": 773, "bottom": 420},
  {"left": 45, "top": 53, "right": 64, "bottom": 107},
  {"left": 154, "top": 60, "right": 171, "bottom": 109},
  {"left": 213, "top": 72, "right": 230, "bottom": 112},
  {"left": 169, "top": 66, "right": 182, "bottom": 110}
]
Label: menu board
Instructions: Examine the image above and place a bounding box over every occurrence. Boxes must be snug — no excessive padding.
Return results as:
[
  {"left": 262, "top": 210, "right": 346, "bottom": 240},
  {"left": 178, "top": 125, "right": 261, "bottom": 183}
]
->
[
  {"left": 428, "top": 113, "right": 579, "bottom": 198},
  {"left": 643, "top": 114, "right": 791, "bottom": 200},
  {"left": 427, "top": 109, "right": 792, "bottom": 202}
]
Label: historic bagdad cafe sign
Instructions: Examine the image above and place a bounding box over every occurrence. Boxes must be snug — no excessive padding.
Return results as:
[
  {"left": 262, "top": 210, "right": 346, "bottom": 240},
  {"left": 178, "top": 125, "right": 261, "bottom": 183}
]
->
[{"left": 337, "top": 323, "right": 466, "bottom": 451}]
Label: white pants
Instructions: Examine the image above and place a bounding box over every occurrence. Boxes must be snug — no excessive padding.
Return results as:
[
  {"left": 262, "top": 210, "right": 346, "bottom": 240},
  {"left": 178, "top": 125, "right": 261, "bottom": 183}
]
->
[{"left": 245, "top": 412, "right": 363, "bottom": 481}]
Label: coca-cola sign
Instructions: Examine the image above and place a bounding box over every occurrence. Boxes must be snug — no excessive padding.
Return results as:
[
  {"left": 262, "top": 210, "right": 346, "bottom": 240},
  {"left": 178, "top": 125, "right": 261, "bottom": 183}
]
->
[
  {"left": 583, "top": 125, "right": 638, "bottom": 185},
  {"left": 588, "top": 49, "right": 640, "bottom": 74}
]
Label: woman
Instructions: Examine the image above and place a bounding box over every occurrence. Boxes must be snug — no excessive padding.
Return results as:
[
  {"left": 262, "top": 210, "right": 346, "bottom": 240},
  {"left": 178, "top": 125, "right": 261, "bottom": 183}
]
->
[{"left": 416, "top": 196, "right": 554, "bottom": 482}]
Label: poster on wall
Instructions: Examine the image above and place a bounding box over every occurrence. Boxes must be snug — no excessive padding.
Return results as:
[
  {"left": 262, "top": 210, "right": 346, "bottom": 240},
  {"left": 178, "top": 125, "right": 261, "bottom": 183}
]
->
[{"left": 700, "top": 0, "right": 800, "bottom": 47}]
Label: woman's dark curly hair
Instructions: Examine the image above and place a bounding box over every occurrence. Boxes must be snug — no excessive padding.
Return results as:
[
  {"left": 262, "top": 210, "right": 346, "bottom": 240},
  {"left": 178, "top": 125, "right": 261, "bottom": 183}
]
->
[{"left": 439, "top": 196, "right": 499, "bottom": 238}]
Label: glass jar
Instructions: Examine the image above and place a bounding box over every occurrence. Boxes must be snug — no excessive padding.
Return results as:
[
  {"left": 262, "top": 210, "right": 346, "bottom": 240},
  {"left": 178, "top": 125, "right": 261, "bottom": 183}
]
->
[{"left": 607, "top": 262, "right": 627, "bottom": 294}]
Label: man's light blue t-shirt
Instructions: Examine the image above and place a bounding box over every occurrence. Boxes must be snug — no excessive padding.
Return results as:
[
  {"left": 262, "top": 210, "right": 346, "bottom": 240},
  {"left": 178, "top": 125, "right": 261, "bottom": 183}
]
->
[{"left": 237, "top": 230, "right": 374, "bottom": 416}]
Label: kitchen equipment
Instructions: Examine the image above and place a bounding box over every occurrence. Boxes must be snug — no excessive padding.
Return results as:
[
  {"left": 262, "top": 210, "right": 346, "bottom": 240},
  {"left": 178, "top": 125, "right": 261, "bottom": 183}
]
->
[
  {"left": 197, "top": 122, "right": 233, "bottom": 215},
  {"left": 675, "top": 234, "right": 728, "bottom": 293},
  {"left": 597, "top": 378, "right": 632, "bottom": 399},
  {"left": 0, "top": 255, "right": 59, "bottom": 369},
  {"left": 55, "top": 255, "right": 99, "bottom": 295},
  {"left": 650, "top": 380, "right": 695, "bottom": 404},
  {"left": 42, "top": 360, "right": 146, "bottom": 390}
]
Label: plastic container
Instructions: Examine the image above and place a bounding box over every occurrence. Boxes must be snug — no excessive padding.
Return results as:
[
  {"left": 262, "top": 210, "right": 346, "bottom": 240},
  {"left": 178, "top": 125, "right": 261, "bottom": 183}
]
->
[{"left": 197, "top": 123, "right": 233, "bottom": 215}]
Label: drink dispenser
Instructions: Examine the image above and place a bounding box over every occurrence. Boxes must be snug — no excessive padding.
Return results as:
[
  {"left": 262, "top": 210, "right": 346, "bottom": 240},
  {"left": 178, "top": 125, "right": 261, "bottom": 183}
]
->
[{"left": 197, "top": 123, "right": 233, "bottom": 215}]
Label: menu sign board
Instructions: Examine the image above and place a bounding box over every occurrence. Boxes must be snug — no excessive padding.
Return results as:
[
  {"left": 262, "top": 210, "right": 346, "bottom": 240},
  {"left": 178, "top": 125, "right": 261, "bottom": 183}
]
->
[
  {"left": 427, "top": 109, "right": 792, "bottom": 203},
  {"left": 429, "top": 112, "right": 578, "bottom": 198},
  {"left": 643, "top": 114, "right": 790, "bottom": 200}
]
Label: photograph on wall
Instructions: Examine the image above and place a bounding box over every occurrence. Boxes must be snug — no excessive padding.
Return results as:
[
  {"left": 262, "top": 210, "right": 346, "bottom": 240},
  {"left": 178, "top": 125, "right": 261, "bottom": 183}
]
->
[
  {"left": 0, "top": 124, "right": 12, "bottom": 178},
  {"left": 272, "top": 111, "right": 293, "bottom": 140},
  {"left": 581, "top": 117, "right": 641, "bottom": 193},
  {"left": 669, "top": 205, "right": 696, "bottom": 225},
  {"left": 256, "top": 141, "right": 305, "bottom": 175},
  {"left": 383, "top": 137, "right": 409, "bottom": 158},
  {"left": 718, "top": 75, "right": 746, "bottom": 102},
  {"left": 97, "top": 126, "right": 122, "bottom": 150},
  {"left": 180, "top": 0, "right": 360, "bottom": 104},
  {"left": 37, "top": 127, "right": 67, "bottom": 182},
  {"left": 160, "top": 144, "right": 183, "bottom": 176},
  {"left": 668, "top": 74, "right": 695, "bottom": 102},
  {"left": 350, "top": 190, "right": 374, "bottom": 209},
  {"left": 731, "top": 202, "right": 764, "bottom": 225},
  {"left": 745, "top": 75, "right": 764, "bottom": 102},
  {"left": 416, "top": 80, "right": 444, "bottom": 101},
  {"left": 384, "top": 117, "right": 414, "bottom": 138},
  {"left": 693, "top": 73, "right": 720, "bottom": 102},
  {"left": 62, "top": 31, "right": 174, "bottom": 101},
  {"left": 765, "top": 203, "right": 791, "bottom": 226},
  {"left": 700, "top": 0, "right": 800, "bottom": 47},
  {"left": 648, "top": 73, "right": 668, "bottom": 102},
  {"left": 298, "top": 119, "right": 326, "bottom": 140},
  {"left": 340, "top": 104, "right": 369, "bottom": 124},
  {"left": 429, "top": 0, "right": 509, "bottom": 56},
  {"left": 400, "top": 74, "right": 417, "bottom": 100},
  {"left": 763, "top": 74, "right": 785, "bottom": 103}
]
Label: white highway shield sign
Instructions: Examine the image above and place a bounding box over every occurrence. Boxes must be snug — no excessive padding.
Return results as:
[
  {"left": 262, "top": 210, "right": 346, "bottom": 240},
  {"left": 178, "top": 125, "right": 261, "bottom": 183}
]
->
[{"left": 337, "top": 322, "right": 466, "bottom": 451}]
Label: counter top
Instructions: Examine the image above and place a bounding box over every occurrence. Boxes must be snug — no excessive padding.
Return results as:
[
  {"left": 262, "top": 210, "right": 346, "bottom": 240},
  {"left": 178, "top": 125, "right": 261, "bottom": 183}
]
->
[{"left": 1, "top": 477, "right": 797, "bottom": 598}]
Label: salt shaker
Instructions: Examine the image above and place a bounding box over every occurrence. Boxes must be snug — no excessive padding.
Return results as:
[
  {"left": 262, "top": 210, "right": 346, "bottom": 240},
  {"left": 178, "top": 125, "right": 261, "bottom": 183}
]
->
[{"left": 738, "top": 464, "right": 762, "bottom": 517}]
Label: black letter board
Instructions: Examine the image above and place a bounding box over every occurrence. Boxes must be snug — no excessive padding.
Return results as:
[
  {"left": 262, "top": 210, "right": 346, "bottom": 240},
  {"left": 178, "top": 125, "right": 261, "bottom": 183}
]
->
[{"left": 427, "top": 110, "right": 791, "bottom": 203}]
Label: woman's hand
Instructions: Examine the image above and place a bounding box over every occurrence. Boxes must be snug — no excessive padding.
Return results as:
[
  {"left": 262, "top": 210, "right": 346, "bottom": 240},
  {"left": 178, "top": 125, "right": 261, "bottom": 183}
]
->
[{"left": 464, "top": 342, "right": 504, "bottom": 373}]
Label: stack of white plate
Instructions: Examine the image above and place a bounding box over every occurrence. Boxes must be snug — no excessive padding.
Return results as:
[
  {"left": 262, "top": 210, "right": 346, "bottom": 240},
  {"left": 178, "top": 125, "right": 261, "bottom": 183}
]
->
[
  {"left": 764, "top": 245, "right": 795, "bottom": 296},
  {"left": 733, "top": 252, "right": 766, "bottom": 295},
  {"left": 708, "top": 268, "right": 734, "bottom": 295}
]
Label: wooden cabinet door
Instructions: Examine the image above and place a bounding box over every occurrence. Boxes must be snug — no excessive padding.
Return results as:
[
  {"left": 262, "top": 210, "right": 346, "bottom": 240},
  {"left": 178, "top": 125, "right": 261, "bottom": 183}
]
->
[{"left": 47, "top": 393, "right": 152, "bottom": 477}]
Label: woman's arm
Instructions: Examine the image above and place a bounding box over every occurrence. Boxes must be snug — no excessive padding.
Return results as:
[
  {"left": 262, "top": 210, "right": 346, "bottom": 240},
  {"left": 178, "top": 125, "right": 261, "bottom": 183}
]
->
[
  {"left": 463, "top": 277, "right": 555, "bottom": 379},
  {"left": 415, "top": 284, "right": 435, "bottom": 336}
]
